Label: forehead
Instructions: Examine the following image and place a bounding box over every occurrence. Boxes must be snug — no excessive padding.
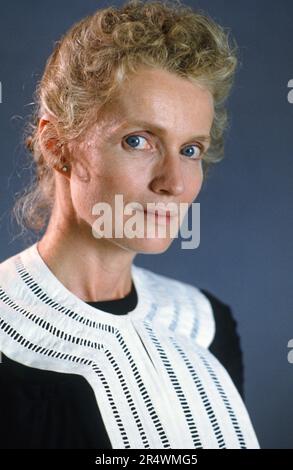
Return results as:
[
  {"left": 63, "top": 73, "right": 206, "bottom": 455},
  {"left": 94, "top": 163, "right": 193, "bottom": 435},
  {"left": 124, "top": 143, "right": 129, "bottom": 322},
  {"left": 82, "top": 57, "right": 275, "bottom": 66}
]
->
[{"left": 99, "top": 68, "right": 214, "bottom": 134}]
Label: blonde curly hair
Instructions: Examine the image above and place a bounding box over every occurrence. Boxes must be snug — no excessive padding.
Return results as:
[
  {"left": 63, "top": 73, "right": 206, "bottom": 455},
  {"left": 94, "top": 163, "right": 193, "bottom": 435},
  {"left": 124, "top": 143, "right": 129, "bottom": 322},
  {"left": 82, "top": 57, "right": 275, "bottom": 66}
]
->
[{"left": 13, "top": 0, "right": 238, "bottom": 237}]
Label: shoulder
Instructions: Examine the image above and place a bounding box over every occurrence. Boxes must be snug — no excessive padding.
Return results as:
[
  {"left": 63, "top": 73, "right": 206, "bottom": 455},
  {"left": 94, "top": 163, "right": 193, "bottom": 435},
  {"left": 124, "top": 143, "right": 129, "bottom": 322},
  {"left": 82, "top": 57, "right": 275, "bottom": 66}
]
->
[
  {"left": 134, "top": 264, "right": 210, "bottom": 303},
  {"left": 135, "top": 265, "right": 245, "bottom": 400},
  {"left": 0, "top": 248, "right": 23, "bottom": 283},
  {"left": 199, "top": 288, "right": 241, "bottom": 349},
  {"left": 0, "top": 244, "right": 37, "bottom": 292},
  {"left": 0, "top": 246, "right": 35, "bottom": 346},
  {"left": 134, "top": 264, "right": 215, "bottom": 315},
  {"left": 199, "top": 288, "right": 239, "bottom": 332},
  {"left": 134, "top": 265, "right": 216, "bottom": 347}
]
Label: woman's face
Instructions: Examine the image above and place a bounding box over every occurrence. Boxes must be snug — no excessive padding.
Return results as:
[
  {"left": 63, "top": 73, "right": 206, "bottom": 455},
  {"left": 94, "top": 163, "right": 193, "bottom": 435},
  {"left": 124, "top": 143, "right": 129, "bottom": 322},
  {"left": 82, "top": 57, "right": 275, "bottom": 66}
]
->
[{"left": 67, "top": 66, "right": 214, "bottom": 254}]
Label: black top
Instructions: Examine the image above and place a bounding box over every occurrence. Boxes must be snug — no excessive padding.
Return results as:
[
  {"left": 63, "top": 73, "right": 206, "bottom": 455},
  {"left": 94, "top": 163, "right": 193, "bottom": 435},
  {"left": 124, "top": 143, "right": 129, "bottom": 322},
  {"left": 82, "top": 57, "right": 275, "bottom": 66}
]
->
[{"left": 0, "top": 281, "right": 244, "bottom": 449}]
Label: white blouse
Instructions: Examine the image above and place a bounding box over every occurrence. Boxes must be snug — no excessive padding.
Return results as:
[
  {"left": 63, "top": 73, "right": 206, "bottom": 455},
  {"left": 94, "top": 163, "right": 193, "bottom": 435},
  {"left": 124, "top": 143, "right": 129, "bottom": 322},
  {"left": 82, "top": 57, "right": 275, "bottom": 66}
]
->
[{"left": 0, "top": 242, "right": 260, "bottom": 449}]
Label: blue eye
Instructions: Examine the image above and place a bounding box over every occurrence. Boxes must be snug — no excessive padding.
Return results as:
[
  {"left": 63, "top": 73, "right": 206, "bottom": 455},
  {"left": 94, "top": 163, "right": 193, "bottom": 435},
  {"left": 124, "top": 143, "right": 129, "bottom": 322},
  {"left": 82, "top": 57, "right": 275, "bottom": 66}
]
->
[
  {"left": 181, "top": 145, "right": 202, "bottom": 159},
  {"left": 124, "top": 134, "right": 203, "bottom": 159},
  {"left": 124, "top": 135, "right": 149, "bottom": 150}
]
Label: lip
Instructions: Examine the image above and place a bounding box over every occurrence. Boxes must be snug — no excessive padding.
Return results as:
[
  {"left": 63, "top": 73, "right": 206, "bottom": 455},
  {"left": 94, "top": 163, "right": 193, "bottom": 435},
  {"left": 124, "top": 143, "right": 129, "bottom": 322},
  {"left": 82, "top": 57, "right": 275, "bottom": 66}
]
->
[
  {"left": 142, "top": 205, "right": 178, "bottom": 216},
  {"left": 143, "top": 209, "right": 172, "bottom": 217},
  {"left": 140, "top": 209, "right": 178, "bottom": 225}
]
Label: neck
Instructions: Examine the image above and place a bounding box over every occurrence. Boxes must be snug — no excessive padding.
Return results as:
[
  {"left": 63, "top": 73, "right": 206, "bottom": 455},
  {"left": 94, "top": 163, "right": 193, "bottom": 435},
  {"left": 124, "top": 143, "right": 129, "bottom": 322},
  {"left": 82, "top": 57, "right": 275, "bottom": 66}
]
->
[{"left": 37, "top": 219, "right": 136, "bottom": 303}]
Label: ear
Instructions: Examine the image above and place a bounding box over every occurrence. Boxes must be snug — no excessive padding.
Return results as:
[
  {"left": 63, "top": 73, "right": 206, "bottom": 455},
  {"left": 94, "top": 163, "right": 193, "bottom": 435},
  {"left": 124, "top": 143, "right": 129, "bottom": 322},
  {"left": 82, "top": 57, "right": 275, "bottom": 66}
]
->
[
  {"left": 38, "top": 114, "right": 71, "bottom": 177},
  {"left": 38, "top": 114, "right": 61, "bottom": 158}
]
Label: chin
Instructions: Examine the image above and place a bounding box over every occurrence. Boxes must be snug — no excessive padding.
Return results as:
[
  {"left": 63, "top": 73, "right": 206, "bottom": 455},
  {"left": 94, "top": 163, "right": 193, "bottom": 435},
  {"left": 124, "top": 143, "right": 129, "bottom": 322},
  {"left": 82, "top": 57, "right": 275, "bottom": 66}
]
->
[{"left": 114, "top": 237, "right": 175, "bottom": 255}]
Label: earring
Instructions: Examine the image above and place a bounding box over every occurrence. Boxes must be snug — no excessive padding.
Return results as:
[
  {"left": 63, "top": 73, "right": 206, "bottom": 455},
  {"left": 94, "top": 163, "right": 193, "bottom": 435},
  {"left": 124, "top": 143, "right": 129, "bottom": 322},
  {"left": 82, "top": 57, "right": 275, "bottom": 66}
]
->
[{"left": 62, "top": 165, "right": 68, "bottom": 172}]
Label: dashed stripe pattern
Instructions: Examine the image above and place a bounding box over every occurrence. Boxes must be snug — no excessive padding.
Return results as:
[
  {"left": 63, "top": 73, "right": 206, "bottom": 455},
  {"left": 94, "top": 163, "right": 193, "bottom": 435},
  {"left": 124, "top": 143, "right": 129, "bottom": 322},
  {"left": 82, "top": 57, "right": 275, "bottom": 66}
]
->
[
  {"left": 12, "top": 255, "right": 171, "bottom": 448},
  {"left": 0, "top": 284, "right": 159, "bottom": 447},
  {"left": 0, "top": 250, "right": 258, "bottom": 449},
  {"left": 140, "top": 273, "right": 248, "bottom": 449},
  {"left": 169, "top": 336, "right": 226, "bottom": 448},
  {"left": 198, "top": 351, "right": 247, "bottom": 448},
  {"left": 142, "top": 302, "right": 203, "bottom": 448},
  {"left": 0, "top": 315, "right": 131, "bottom": 447}
]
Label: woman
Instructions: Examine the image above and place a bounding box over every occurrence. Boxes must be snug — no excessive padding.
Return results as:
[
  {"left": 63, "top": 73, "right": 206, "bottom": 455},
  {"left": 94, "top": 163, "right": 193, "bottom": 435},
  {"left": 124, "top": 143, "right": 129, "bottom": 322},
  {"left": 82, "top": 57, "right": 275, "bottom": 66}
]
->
[{"left": 0, "top": 0, "right": 259, "bottom": 449}]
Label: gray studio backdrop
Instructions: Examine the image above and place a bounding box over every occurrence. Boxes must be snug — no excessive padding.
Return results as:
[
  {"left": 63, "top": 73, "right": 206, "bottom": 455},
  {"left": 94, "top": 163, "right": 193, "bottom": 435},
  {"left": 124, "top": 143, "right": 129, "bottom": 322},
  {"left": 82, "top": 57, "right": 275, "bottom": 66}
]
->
[{"left": 0, "top": 0, "right": 292, "bottom": 449}]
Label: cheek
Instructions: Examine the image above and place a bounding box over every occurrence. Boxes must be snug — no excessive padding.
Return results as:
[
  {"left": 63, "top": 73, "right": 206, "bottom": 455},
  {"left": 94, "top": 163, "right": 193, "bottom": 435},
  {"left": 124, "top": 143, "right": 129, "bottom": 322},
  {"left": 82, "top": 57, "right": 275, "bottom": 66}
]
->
[
  {"left": 70, "top": 170, "right": 136, "bottom": 220},
  {"left": 184, "top": 162, "right": 203, "bottom": 200},
  {"left": 100, "top": 166, "right": 147, "bottom": 199},
  {"left": 70, "top": 176, "right": 105, "bottom": 220}
]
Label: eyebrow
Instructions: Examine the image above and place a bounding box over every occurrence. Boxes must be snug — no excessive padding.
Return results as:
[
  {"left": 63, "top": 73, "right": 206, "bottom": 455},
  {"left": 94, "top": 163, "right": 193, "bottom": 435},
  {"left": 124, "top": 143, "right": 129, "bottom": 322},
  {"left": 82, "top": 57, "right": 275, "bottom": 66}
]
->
[{"left": 115, "top": 119, "right": 211, "bottom": 143}]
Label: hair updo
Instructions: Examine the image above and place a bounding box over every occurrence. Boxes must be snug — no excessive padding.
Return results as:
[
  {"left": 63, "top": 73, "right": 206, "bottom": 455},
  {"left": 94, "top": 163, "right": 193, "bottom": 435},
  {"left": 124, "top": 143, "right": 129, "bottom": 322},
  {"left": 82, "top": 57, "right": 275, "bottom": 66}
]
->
[{"left": 13, "top": 0, "right": 238, "bottom": 238}]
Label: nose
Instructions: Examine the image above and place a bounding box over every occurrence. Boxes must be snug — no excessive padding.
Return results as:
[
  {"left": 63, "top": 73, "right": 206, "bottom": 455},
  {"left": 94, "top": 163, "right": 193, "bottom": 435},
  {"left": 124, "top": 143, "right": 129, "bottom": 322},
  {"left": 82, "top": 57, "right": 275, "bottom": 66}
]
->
[{"left": 149, "top": 152, "right": 185, "bottom": 196}]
